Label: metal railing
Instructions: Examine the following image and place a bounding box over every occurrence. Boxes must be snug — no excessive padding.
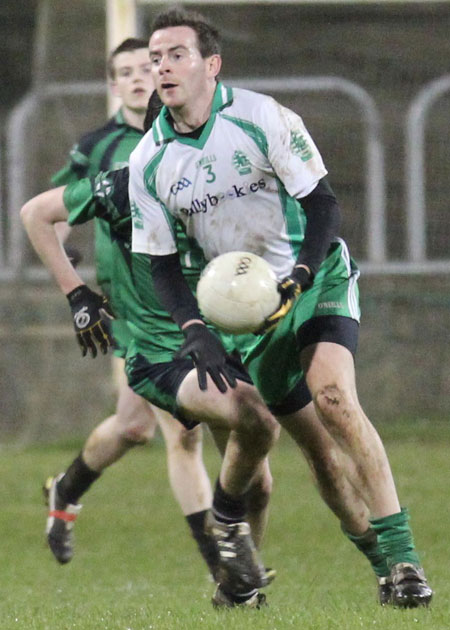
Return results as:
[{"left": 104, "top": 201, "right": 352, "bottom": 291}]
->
[
  {"left": 2, "top": 75, "right": 386, "bottom": 281},
  {"left": 3, "top": 81, "right": 106, "bottom": 282},
  {"left": 4, "top": 75, "right": 450, "bottom": 280},
  {"left": 405, "top": 74, "right": 450, "bottom": 263}
]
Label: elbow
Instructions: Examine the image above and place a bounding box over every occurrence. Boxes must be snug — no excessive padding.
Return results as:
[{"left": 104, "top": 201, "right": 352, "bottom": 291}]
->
[{"left": 20, "top": 199, "right": 35, "bottom": 231}]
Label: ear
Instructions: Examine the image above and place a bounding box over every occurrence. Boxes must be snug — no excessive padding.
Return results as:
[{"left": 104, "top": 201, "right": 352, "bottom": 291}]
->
[{"left": 207, "top": 54, "right": 222, "bottom": 79}]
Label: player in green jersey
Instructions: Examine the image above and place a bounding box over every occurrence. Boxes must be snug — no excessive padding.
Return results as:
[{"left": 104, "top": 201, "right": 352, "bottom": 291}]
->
[
  {"left": 43, "top": 38, "right": 221, "bottom": 578},
  {"left": 128, "top": 7, "right": 432, "bottom": 608},
  {"left": 21, "top": 166, "right": 280, "bottom": 607}
]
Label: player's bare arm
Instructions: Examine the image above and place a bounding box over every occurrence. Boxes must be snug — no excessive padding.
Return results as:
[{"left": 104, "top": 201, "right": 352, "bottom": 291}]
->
[
  {"left": 21, "top": 187, "right": 114, "bottom": 358},
  {"left": 20, "top": 187, "right": 82, "bottom": 295}
]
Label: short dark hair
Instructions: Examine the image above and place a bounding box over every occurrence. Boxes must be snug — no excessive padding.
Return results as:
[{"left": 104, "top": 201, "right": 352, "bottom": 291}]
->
[
  {"left": 143, "top": 91, "right": 163, "bottom": 133},
  {"left": 151, "top": 7, "right": 221, "bottom": 58},
  {"left": 107, "top": 37, "right": 149, "bottom": 79}
]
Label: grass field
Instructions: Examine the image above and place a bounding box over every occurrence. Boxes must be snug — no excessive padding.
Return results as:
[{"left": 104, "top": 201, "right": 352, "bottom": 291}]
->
[{"left": 0, "top": 419, "right": 448, "bottom": 630}]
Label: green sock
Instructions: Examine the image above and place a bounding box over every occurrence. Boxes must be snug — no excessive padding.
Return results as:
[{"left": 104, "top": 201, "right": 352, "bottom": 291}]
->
[
  {"left": 343, "top": 525, "right": 390, "bottom": 578},
  {"left": 370, "top": 507, "right": 421, "bottom": 569}
]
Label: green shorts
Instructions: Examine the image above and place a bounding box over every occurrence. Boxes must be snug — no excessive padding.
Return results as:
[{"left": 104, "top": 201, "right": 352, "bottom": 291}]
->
[
  {"left": 125, "top": 342, "right": 253, "bottom": 428},
  {"left": 241, "top": 240, "right": 361, "bottom": 409},
  {"left": 111, "top": 318, "right": 132, "bottom": 359}
]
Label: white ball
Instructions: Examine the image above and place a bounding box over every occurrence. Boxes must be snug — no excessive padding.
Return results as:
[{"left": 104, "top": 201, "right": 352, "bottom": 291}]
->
[{"left": 197, "top": 251, "right": 281, "bottom": 334}]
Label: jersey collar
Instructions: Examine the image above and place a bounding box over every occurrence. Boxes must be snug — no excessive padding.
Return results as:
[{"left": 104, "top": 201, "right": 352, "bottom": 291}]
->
[
  {"left": 114, "top": 108, "right": 144, "bottom": 134},
  {"left": 152, "top": 82, "right": 233, "bottom": 146},
  {"left": 114, "top": 108, "right": 127, "bottom": 127}
]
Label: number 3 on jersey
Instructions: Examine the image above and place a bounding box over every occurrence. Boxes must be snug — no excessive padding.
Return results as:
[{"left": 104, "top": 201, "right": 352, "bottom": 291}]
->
[{"left": 203, "top": 164, "right": 216, "bottom": 183}]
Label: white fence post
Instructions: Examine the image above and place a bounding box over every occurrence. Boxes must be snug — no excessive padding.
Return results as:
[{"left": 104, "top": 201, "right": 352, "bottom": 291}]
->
[
  {"left": 405, "top": 75, "right": 450, "bottom": 263},
  {"left": 4, "top": 82, "right": 105, "bottom": 281}
]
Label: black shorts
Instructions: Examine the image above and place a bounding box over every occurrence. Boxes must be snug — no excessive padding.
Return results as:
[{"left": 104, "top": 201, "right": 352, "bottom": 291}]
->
[{"left": 125, "top": 351, "right": 253, "bottom": 430}]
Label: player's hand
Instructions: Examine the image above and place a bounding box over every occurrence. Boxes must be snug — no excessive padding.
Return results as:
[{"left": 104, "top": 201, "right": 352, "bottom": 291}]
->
[
  {"left": 175, "top": 323, "right": 237, "bottom": 394},
  {"left": 66, "top": 285, "right": 114, "bottom": 358},
  {"left": 64, "top": 245, "right": 83, "bottom": 269},
  {"left": 256, "top": 265, "right": 313, "bottom": 334}
]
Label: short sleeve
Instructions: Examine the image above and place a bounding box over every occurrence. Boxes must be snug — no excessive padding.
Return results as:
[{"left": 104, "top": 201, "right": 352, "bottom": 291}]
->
[
  {"left": 64, "top": 169, "right": 132, "bottom": 239},
  {"left": 51, "top": 143, "right": 91, "bottom": 186},
  {"left": 259, "top": 97, "right": 327, "bottom": 199},
  {"left": 129, "top": 149, "right": 177, "bottom": 256},
  {"left": 64, "top": 178, "right": 96, "bottom": 225}
]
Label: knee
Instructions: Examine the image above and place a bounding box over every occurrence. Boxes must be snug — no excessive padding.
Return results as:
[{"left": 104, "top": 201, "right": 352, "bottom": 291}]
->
[
  {"left": 257, "top": 412, "right": 280, "bottom": 451},
  {"left": 115, "top": 412, "right": 156, "bottom": 445},
  {"left": 314, "top": 383, "right": 355, "bottom": 428},
  {"left": 119, "top": 423, "right": 154, "bottom": 444},
  {"left": 236, "top": 394, "right": 279, "bottom": 449}
]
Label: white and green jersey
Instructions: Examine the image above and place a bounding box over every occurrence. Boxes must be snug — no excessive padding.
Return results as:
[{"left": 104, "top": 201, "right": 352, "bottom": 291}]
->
[{"left": 130, "top": 83, "right": 327, "bottom": 280}]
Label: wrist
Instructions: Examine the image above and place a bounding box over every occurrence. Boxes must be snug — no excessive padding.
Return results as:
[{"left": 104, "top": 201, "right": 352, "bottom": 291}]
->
[
  {"left": 181, "top": 319, "right": 205, "bottom": 330},
  {"left": 182, "top": 321, "right": 208, "bottom": 338},
  {"left": 66, "top": 284, "right": 89, "bottom": 305},
  {"left": 291, "top": 265, "right": 312, "bottom": 287},
  {"left": 294, "top": 263, "right": 311, "bottom": 276}
]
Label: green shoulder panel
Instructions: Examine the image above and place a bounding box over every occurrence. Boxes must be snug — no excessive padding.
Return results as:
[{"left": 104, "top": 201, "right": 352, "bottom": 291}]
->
[
  {"left": 64, "top": 169, "right": 131, "bottom": 237},
  {"left": 51, "top": 163, "right": 82, "bottom": 187},
  {"left": 276, "top": 181, "right": 306, "bottom": 259},
  {"left": 142, "top": 145, "right": 167, "bottom": 200},
  {"left": 140, "top": 145, "right": 177, "bottom": 238},
  {"left": 220, "top": 113, "right": 269, "bottom": 157},
  {"left": 63, "top": 178, "right": 97, "bottom": 226}
]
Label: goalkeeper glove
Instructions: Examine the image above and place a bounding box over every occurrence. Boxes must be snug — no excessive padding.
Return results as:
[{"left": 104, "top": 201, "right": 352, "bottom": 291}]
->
[
  {"left": 174, "top": 323, "right": 237, "bottom": 394},
  {"left": 256, "top": 265, "right": 313, "bottom": 334},
  {"left": 66, "top": 285, "right": 114, "bottom": 358}
]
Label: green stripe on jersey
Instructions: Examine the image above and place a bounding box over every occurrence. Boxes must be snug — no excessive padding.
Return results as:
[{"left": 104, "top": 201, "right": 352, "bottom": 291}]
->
[
  {"left": 221, "top": 114, "right": 268, "bottom": 157},
  {"left": 276, "top": 180, "right": 307, "bottom": 259},
  {"left": 143, "top": 145, "right": 168, "bottom": 200}
]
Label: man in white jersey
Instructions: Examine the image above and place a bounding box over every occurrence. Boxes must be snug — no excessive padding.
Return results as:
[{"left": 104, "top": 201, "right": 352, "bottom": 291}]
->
[{"left": 129, "top": 8, "right": 432, "bottom": 608}]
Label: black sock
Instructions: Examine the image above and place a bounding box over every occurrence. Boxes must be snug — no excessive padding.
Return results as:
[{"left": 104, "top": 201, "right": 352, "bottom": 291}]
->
[
  {"left": 186, "top": 510, "right": 220, "bottom": 579},
  {"left": 212, "top": 479, "right": 246, "bottom": 524},
  {"left": 56, "top": 453, "right": 101, "bottom": 504}
]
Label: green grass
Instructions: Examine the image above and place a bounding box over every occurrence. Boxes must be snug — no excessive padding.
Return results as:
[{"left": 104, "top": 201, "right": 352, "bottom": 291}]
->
[{"left": 0, "top": 419, "right": 449, "bottom": 629}]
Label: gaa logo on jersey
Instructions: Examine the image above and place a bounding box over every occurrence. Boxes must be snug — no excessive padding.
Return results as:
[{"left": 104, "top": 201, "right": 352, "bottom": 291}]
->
[
  {"left": 232, "top": 150, "right": 252, "bottom": 175},
  {"left": 94, "top": 176, "right": 113, "bottom": 199},
  {"left": 290, "top": 130, "right": 313, "bottom": 162},
  {"left": 170, "top": 177, "right": 192, "bottom": 196},
  {"left": 131, "top": 201, "right": 144, "bottom": 230}
]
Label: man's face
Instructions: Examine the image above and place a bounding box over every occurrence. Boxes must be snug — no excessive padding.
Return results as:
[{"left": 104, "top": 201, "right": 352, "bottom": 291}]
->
[
  {"left": 149, "top": 26, "right": 219, "bottom": 110},
  {"left": 110, "top": 48, "right": 154, "bottom": 111}
]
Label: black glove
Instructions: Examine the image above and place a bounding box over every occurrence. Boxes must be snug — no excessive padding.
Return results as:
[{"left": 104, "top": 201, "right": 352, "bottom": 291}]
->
[
  {"left": 66, "top": 285, "right": 114, "bottom": 358},
  {"left": 256, "top": 265, "right": 313, "bottom": 334},
  {"left": 64, "top": 245, "right": 83, "bottom": 268},
  {"left": 174, "top": 323, "right": 237, "bottom": 394}
]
